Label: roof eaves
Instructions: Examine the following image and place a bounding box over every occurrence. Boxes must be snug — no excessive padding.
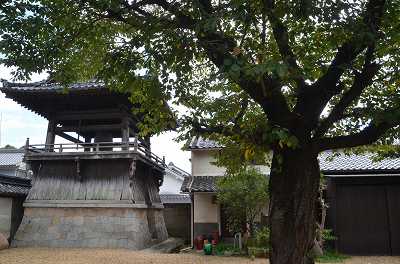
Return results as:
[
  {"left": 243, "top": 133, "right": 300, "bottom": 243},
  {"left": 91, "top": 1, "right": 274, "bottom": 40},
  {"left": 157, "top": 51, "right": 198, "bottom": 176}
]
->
[{"left": 323, "top": 168, "right": 400, "bottom": 175}]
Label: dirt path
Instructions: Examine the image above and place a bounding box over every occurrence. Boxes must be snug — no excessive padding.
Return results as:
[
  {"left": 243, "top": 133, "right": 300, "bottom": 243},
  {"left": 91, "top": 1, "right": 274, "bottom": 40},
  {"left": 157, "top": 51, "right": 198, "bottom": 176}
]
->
[
  {"left": 0, "top": 248, "right": 263, "bottom": 264},
  {"left": 1, "top": 248, "right": 400, "bottom": 264},
  {"left": 339, "top": 257, "right": 400, "bottom": 264}
]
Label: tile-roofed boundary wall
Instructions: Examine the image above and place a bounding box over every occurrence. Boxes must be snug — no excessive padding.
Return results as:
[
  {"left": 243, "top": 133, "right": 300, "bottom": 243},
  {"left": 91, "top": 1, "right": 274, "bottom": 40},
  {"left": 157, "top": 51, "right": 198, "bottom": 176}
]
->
[
  {"left": 0, "top": 149, "right": 24, "bottom": 167},
  {"left": 188, "top": 136, "right": 222, "bottom": 150},
  {"left": 181, "top": 176, "right": 217, "bottom": 193},
  {"left": 0, "top": 174, "right": 31, "bottom": 196},
  {"left": 319, "top": 151, "right": 400, "bottom": 174},
  {"left": 188, "top": 137, "right": 400, "bottom": 174},
  {"left": 160, "top": 194, "right": 191, "bottom": 204}
]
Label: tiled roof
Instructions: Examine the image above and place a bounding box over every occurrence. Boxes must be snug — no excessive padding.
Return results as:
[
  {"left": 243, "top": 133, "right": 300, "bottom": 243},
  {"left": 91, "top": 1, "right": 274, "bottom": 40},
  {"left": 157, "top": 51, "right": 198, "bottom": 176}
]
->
[
  {"left": 181, "top": 176, "right": 218, "bottom": 192},
  {"left": 1, "top": 80, "right": 105, "bottom": 92},
  {"left": 160, "top": 194, "right": 191, "bottom": 204},
  {"left": 165, "top": 162, "right": 190, "bottom": 181},
  {"left": 0, "top": 174, "right": 31, "bottom": 196},
  {"left": 0, "top": 149, "right": 24, "bottom": 167},
  {"left": 188, "top": 136, "right": 221, "bottom": 149},
  {"left": 188, "top": 137, "right": 400, "bottom": 173},
  {"left": 320, "top": 151, "right": 400, "bottom": 174},
  {"left": 180, "top": 176, "right": 192, "bottom": 192}
]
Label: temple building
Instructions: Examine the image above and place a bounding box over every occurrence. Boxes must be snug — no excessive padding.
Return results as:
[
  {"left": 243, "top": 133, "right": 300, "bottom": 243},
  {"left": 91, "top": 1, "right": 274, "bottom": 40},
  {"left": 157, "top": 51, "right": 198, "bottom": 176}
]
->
[{"left": 0, "top": 80, "right": 168, "bottom": 249}]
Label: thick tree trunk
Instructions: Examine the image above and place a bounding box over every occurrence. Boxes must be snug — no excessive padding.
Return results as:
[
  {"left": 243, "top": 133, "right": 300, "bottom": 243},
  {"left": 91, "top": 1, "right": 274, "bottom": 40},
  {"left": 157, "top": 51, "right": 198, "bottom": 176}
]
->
[{"left": 269, "top": 146, "right": 321, "bottom": 264}]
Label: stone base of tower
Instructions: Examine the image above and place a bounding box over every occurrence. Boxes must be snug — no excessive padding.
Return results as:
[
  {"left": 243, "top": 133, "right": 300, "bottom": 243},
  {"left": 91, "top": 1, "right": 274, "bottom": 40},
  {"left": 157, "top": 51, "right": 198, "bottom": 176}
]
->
[{"left": 12, "top": 204, "right": 168, "bottom": 249}]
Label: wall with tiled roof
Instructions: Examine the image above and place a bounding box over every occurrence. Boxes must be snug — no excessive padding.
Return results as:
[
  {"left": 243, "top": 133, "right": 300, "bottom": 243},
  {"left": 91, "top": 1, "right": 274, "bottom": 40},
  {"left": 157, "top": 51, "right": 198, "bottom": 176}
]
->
[
  {"left": 0, "top": 149, "right": 24, "bottom": 167},
  {"left": 182, "top": 137, "right": 400, "bottom": 193}
]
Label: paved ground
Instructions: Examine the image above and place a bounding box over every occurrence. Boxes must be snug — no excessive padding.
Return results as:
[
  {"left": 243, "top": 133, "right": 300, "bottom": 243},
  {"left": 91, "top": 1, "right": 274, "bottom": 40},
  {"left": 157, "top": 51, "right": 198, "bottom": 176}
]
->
[{"left": 1, "top": 248, "right": 400, "bottom": 264}]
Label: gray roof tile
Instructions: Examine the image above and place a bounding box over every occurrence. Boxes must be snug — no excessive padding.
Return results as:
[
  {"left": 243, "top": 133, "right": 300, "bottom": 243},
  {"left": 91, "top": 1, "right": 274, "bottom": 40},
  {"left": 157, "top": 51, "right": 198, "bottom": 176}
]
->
[
  {"left": 0, "top": 174, "right": 31, "bottom": 196},
  {"left": 181, "top": 176, "right": 218, "bottom": 192},
  {"left": 319, "top": 151, "right": 400, "bottom": 173},
  {"left": 0, "top": 149, "right": 24, "bottom": 167},
  {"left": 188, "top": 136, "right": 221, "bottom": 149},
  {"left": 1, "top": 80, "right": 105, "bottom": 92},
  {"left": 160, "top": 194, "right": 191, "bottom": 204},
  {"left": 0, "top": 182, "right": 30, "bottom": 196}
]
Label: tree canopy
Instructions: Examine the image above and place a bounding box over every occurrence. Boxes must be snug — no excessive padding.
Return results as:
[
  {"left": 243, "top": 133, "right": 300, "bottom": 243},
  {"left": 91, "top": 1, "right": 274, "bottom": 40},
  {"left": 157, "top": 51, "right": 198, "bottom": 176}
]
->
[
  {"left": 2, "top": 1, "right": 399, "bottom": 263},
  {"left": 1, "top": 0, "right": 399, "bottom": 159}
]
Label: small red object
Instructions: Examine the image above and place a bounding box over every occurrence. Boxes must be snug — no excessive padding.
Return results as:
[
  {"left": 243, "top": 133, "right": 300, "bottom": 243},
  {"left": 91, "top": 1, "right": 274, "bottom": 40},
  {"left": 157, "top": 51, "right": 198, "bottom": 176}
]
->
[
  {"left": 212, "top": 231, "right": 219, "bottom": 244},
  {"left": 195, "top": 235, "right": 204, "bottom": 250}
]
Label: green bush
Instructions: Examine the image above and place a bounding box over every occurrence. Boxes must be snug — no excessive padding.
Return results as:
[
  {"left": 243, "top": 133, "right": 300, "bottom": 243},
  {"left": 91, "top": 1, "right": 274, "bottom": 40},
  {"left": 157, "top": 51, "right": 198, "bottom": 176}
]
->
[
  {"left": 322, "top": 229, "right": 337, "bottom": 242},
  {"left": 316, "top": 250, "right": 349, "bottom": 263},
  {"left": 246, "top": 227, "right": 270, "bottom": 258},
  {"left": 217, "top": 168, "right": 268, "bottom": 235},
  {"left": 247, "top": 247, "right": 268, "bottom": 258},
  {"left": 214, "top": 242, "right": 239, "bottom": 256},
  {"left": 255, "top": 227, "right": 270, "bottom": 248}
]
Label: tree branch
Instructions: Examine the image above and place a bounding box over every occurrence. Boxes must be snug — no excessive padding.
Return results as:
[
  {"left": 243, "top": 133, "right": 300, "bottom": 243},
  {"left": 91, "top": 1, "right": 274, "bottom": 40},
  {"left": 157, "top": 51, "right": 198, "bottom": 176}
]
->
[
  {"left": 263, "top": 0, "right": 306, "bottom": 90},
  {"left": 134, "top": 0, "right": 196, "bottom": 28},
  {"left": 195, "top": 1, "right": 296, "bottom": 129},
  {"left": 231, "top": 97, "right": 249, "bottom": 131},
  {"left": 190, "top": 119, "right": 238, "bottom": 138},
  {"left": 317, "top": 117, "right": 400, "bottom": 151},
  {"left": 296, "top": 0, "right": 386, "bottom": 126},
  {"left": 314, "top": 45, "right": 379, "bottom": 138}
]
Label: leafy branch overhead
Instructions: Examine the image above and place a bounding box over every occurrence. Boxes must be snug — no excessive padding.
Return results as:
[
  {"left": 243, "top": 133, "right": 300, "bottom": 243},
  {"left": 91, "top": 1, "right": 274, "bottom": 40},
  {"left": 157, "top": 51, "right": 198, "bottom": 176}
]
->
[{"left": 0, "top": 0, "right": 399, "bottom": 157}]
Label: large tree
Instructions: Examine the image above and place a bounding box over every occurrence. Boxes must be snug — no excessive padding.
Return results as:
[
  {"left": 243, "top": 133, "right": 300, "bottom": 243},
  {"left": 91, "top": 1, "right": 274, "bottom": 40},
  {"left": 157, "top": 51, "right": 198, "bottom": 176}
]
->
[{"left": 1, "top": 1, "right": 399, "bottom": 263}]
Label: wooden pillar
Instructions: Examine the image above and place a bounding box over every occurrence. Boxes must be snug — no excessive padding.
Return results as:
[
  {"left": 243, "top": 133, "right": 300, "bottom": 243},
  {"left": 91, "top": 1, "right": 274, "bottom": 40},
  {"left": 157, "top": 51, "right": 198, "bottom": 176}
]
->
[
  {"left": 94, "top": 132, "right": 113, "bottom": 151},
  {"left": 145, "top": 136, "right": 151, "bottom": 157},
  {"left": 121, "top": 117, "right": 130, "bottom": 150},
  {"left": 45, "top": 119, "right": 56, "bottom": 151},
  {"left": 84, "top": 137, "right": 91, "bottom": 152}
]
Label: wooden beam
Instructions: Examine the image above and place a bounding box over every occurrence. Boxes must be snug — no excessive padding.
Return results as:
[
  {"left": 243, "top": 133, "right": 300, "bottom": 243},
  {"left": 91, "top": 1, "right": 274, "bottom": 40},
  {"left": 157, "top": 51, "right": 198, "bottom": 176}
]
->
[
  {"left": 56, "top": 131, "right": 85, "bottom": 144},
  {"left": 56, "top": 124, "right": 122, "bottom": 133},
  {"left": 55, "top": 109, "right": 124, "bottom": 121}
]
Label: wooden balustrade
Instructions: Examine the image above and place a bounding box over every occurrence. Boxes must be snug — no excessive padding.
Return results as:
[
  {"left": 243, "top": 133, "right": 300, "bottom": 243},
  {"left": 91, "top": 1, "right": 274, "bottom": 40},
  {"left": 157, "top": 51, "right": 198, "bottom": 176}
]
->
[{"left": 24, "top": 139, "right": 166, "bottom": 167}]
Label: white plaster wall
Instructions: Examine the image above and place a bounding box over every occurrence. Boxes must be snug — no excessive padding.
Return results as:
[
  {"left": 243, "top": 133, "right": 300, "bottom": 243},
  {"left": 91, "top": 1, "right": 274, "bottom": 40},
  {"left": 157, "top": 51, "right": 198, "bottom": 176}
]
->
[
  {"left": 191, "top": 150, "right": 271, "bottom": 176},
  {"left": 0, "top": 197, "right": 12, "bottom": 238},
  {"left": 253, "top": 165, "right": 271, "bottom": 175},
  {"left": 191, "top": 150, "right": 226, "bottom": 176},
  {"left": 194, "top": 193, "right": 219, "bottom": 223},
  {"left": 159, "top": 174, "right": 183, "bottom": 194}
]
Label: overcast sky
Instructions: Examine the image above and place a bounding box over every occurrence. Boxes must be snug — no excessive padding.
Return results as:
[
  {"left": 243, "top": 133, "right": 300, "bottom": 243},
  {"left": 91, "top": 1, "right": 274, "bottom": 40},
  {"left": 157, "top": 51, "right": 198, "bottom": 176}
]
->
[{"left": 0, "top": 65, "right": 191, "bottom": 172}]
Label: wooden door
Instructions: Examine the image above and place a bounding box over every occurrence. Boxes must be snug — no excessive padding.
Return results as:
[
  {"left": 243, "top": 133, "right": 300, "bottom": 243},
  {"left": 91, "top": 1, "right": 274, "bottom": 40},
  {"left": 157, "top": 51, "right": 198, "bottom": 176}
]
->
[
  {"left": 336, "top": 185, "right": 391, "bottom": 255},
  {"left": 387, "top": 185, "right": 400, "bottom": 255}
]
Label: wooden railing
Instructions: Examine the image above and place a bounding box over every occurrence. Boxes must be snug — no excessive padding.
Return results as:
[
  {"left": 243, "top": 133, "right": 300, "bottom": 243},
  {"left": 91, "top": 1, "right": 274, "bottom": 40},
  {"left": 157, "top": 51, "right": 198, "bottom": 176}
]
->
[{"left": 24, "top": 138, "right": 166, "bottom": 167}]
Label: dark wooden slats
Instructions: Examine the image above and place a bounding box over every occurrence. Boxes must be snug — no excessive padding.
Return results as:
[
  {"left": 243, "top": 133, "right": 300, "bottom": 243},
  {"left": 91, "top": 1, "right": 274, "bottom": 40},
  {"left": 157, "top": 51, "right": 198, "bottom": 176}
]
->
[
  {"left": 329, "top": 178, "right": 400, "bottom": 255},
  {"left": 387, "top": 185, "right": 400, "bottom": 255},
  {"left": 27, "top": 159, "right": 154, "bottom": 202}
]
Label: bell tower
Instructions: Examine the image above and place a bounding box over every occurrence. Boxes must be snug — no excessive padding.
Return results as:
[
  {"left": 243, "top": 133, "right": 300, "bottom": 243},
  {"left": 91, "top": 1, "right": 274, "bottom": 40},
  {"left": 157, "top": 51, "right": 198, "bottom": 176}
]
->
[{"left": 1, "top": 80, "right": 168, "bottom": 249}]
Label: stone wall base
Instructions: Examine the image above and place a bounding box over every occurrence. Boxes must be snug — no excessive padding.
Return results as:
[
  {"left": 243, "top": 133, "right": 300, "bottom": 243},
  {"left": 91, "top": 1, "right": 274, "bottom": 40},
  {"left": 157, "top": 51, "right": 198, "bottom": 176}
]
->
[{"left": 12, "top": 207, "right": 168, "bottom": 249}]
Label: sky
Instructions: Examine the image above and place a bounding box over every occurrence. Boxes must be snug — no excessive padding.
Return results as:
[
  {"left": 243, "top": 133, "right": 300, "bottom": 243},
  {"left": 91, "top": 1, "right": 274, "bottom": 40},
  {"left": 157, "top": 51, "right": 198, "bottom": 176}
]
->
[{"left": 0, "top": 65, "right": 192, "bottom": 172}]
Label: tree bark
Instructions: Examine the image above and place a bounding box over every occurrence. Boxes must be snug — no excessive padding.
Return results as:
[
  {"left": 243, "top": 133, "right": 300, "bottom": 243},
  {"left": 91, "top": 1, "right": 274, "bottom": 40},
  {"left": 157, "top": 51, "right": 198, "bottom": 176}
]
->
[{"left": 269, "top": 146, "right": 321, "bottom": 264}]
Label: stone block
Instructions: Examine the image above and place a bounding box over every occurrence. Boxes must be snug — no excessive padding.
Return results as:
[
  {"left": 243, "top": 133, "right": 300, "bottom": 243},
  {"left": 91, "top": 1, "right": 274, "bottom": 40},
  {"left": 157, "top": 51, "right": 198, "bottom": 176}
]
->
[{"left": 13, "top": 206, "right": 166, "bottom": 250}]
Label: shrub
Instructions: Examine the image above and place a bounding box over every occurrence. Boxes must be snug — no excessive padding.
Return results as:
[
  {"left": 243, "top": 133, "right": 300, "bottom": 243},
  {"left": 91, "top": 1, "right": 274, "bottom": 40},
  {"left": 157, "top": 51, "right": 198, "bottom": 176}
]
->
[{"left": 217, "top": 168, "right": 268, "bottom": 235}]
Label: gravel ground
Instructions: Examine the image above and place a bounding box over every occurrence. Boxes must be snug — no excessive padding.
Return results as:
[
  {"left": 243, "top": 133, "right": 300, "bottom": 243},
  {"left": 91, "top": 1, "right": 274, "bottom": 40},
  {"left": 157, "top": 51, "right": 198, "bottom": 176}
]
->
[{"left": 1, "top": 248, "right": 400, "bottom": 264}]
